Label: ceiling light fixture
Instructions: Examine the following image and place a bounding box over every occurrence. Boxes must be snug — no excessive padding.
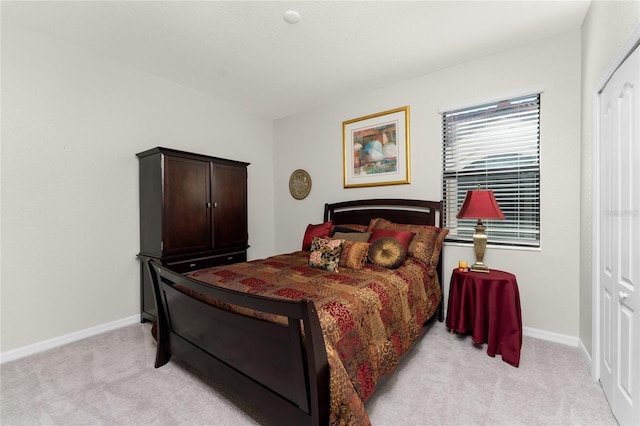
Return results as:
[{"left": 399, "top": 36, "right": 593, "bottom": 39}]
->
[{"left": 283, "top": 10, "right": 301, "bottom": 24}]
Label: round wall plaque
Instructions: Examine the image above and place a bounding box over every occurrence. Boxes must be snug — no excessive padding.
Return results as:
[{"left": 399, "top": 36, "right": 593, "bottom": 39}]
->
[{"left": 289, "top": 169, "right": 311, "bottom": 200}]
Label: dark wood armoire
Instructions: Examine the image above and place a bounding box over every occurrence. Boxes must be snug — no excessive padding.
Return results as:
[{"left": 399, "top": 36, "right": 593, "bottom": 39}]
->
[{"left": 137, "top": 147, "right": 249, "bottom": 322}]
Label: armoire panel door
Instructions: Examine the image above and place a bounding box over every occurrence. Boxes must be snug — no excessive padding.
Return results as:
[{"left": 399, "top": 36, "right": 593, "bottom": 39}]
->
[
  {"left": 162, "top": 155, "right": 213, "bottom": 255},
  {"left": 212, "top": 162, "right": 248, "bottom": 250}
]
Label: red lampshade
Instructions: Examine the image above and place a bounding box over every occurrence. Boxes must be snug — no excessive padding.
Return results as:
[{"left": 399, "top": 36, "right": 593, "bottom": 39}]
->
[{"left": 456, "top": 189, "right": 506, "bottom": 220}]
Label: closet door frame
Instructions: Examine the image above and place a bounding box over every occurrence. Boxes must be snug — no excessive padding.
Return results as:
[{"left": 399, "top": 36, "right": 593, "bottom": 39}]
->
[{"left": 592, "top": 24, "right": 640, "bottom": 383}]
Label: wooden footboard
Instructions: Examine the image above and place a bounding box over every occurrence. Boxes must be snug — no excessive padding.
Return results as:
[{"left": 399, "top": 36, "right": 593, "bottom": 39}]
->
[
  {"left": 145, "top": 199, "right": 445, "bottom": 425},
  {"left": 146, "top": 259, "right": 330, "bottom": 426}
]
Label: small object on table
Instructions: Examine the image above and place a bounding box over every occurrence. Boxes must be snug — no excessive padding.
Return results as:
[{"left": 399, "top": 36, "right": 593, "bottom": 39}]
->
[
  {"left": 446, "top": 268, "right": 522, "bottom": 367},
  {"left": 458, "top": 260, "right": 468, "bottom": 272}
]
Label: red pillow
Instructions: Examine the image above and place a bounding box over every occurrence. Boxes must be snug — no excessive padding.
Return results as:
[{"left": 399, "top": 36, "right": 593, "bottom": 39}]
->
[
  {"left": 302, "top": 222, "right": 332, "bottom": 251},
  {"left": 369, "top": 228, "right": 415, "bottom": 254}
]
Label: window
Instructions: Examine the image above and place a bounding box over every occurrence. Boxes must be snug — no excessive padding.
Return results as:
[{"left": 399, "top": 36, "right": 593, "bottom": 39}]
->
[{"left": 442, "top": 94, "right": 540, "bottom": 247}]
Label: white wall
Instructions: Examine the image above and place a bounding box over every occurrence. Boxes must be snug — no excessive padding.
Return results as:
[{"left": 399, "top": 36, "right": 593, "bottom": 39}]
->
[
  {"left": 0, "top": 22, "right": 275, "bottom": 353},
  {"left": 579, "top": 0, "right": 640, "bottom": 357},
  {"left": 274, "top": 31, "right": 582, "bottom": 337}
]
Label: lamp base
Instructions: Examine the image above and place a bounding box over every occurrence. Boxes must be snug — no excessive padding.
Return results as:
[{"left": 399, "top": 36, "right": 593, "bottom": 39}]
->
[
  {"left": 472, "top": 220, "right": 491, "bottom": 273},
  {"left": 470, "top": 262, "right": 490, "bottom": 273}
]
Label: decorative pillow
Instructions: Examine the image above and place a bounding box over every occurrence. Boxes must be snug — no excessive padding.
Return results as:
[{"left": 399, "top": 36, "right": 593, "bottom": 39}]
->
[
  {"left": 332, "top": 231, "right": 372, "bottom": 242},
  {"left": 302, "top": 222, "right": 332, "bottom": 251},
  {"left": 338, "top": 240, "right": 370, "bottom": 270},
  {"left": 330, "top": 224, "right": 368, "bottom": 234},
  {"left": 309, "top": 237, "right": 343, "bottom": 272},
  {"left": 368, "top": 228, "right": 414, "bottom": 254},
  {"left": 368, "top": 218, "right": 449, "bottom": 274},
  {"left": 368, "top": 237, "right": 406, "bottom": 269}
]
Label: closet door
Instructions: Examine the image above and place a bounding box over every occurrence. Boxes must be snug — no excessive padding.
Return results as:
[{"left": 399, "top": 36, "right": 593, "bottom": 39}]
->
[
  {"left": 212, "top": 162, "right": 248, "bottom": 251},
  {"left": 162, "top": 155, "right": 213, "bottom": 256},
  {"left": 598, "top": 44, "right": 640, "bottom": 426}
]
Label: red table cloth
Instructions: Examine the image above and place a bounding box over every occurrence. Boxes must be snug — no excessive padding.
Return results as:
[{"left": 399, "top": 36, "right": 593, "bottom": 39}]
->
[{"left": 446, "top": 268, "right": 523, "bottom": 367}]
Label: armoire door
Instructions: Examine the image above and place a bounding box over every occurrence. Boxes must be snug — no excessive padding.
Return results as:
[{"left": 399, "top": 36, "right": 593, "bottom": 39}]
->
[
  {"left": 162, "top": 155, "right": 213, "bottom": 256},
  {"left": 212, "top": 162, "right": 248, "bottom": 250},
  {"left": 598, "top": 43, "right": 640, "bottom": 426}
]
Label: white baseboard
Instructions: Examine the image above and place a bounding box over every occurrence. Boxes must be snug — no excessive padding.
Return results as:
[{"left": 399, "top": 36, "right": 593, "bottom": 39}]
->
[
  {"left": 523, "top": 326, "right": 579, "bottom": 347},
  {"left": 578, "top": 338, "right": 594, "bottom": 374},
  {"left": 441, "top": 308, "right": 583, "bottom": 349},
  {"left": 0, "top": 315, "right": 141, "bottom": 364},
  {"left": 523, "top": 327, "right": 594, "bottom": 373}
]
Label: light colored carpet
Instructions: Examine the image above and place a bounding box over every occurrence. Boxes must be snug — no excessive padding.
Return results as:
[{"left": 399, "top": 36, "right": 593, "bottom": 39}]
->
[{"left": 1, "top": 321, "right": 617, "bottom": 425}]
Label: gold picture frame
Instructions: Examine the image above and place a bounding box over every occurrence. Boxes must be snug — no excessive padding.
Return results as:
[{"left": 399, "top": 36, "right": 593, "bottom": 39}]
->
[{"left": 343, "top": 106, "right": 410, "bottom": 188}]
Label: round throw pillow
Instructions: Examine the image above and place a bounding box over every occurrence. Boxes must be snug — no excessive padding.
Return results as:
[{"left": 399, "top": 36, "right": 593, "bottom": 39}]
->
[{"left": 368, "top": 237, "right": 406, "bottom": 269}]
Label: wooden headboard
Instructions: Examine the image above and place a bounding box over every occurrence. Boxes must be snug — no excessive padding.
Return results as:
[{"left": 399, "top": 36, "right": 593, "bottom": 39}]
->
[
  {"left": 324, "top": 198, "right": 445, "bottom": 322},
  {"left": 324, "top": 198, "right": 443, "bottom": 227}
]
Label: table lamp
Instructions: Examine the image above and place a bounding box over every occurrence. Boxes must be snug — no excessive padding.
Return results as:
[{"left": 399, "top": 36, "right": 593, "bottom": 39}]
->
[{"left": 456, "top": 187, "right": 505, "bottom": 273}]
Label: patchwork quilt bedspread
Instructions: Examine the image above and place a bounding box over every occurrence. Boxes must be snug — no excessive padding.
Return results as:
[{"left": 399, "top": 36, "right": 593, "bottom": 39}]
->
[{"left": 185, "top": 250, "right": 441, "bottom": 425}]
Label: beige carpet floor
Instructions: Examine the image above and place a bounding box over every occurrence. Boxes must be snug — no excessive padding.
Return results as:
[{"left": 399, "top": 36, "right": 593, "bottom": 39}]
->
[{"left": 1, "top": 321, "right": 617, "bottom": 425}]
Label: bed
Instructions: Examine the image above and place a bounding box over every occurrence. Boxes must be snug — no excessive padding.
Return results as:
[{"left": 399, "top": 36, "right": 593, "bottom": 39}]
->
[{"left": 145, "top": 199, "right": 447, "bottom": 426}]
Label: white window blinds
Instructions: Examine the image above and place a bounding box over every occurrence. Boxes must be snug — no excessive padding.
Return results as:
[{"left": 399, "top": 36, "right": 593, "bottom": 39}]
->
[{"left": 442, "top": 94, "right": 541, "bottom": 247}]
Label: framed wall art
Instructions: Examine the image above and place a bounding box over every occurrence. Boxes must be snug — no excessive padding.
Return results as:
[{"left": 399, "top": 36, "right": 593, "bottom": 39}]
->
[
  {"left": 342, "top": 106, "right": 410, "bottom": 188},
  {"left": 288, "top": 169, "right": 311, "bottom": 200}
]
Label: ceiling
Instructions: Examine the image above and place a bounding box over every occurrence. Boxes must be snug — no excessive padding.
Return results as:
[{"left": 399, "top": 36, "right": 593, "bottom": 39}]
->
[{"left": 1, "top": 1, "right": 591, "bottom": 119}]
